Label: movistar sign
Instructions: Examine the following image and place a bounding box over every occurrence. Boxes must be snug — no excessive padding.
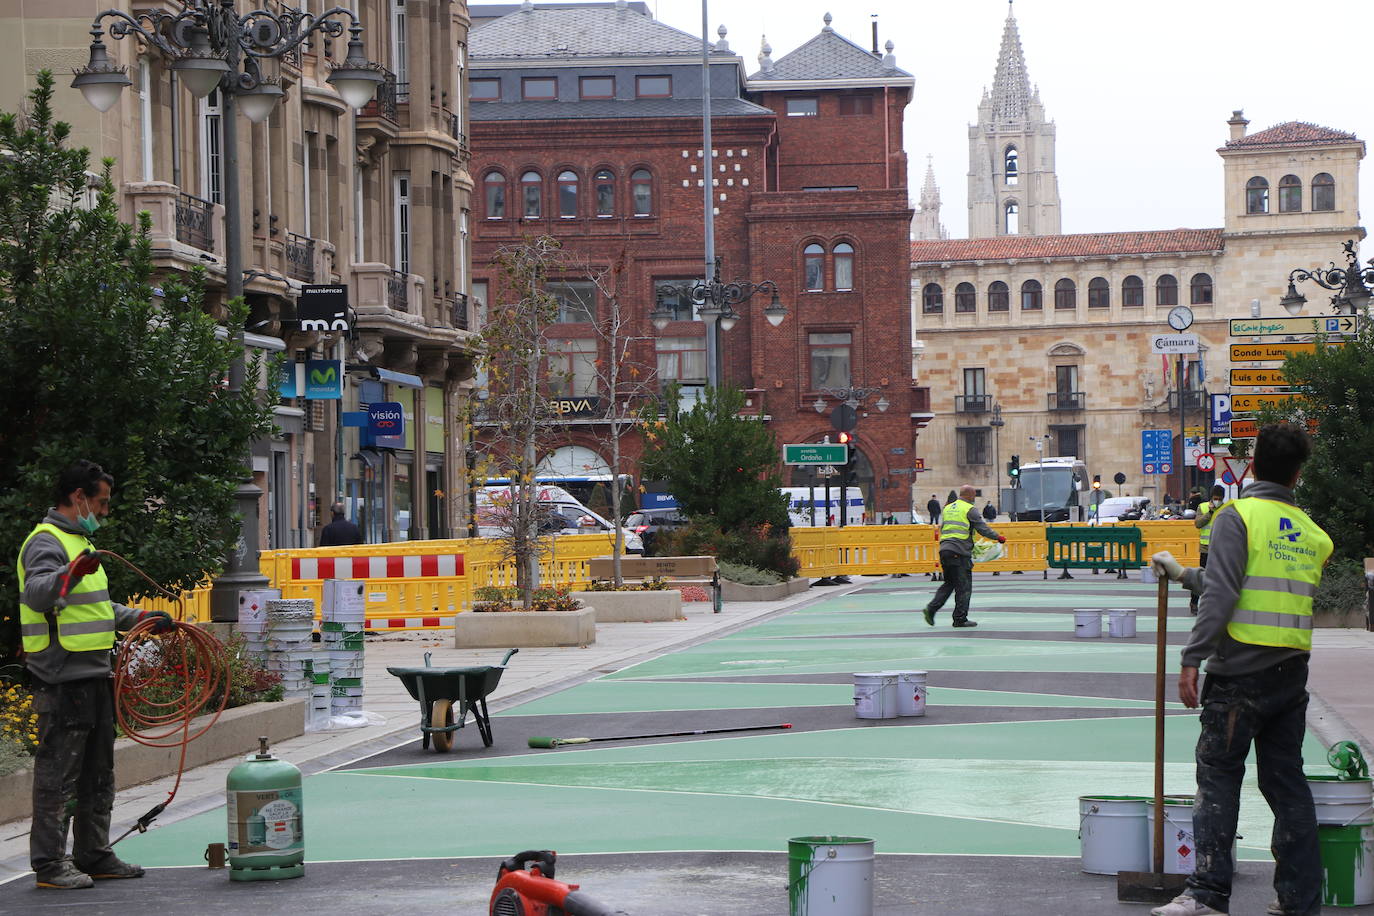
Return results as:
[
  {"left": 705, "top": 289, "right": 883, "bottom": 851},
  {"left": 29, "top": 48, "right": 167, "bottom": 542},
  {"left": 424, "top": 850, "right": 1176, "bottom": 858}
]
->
[{"left": 304, "top": 359, "right": 343, "bottom": 400}]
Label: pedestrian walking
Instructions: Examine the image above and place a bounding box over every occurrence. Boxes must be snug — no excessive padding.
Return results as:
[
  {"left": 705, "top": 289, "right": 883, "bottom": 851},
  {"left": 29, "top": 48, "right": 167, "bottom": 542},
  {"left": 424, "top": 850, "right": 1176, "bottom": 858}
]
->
[
  {"left": 926, "top": 495, "right": 941, "bottom": 526},
  {"left": 1148, "top": 422, "right": 1331, "bottom": 916},
  {"left": 922, "top": 484, "right": 1005, "bottom": 628},
  {"left": 18, "top": 460, "right": 172, "bottom": 889},
  {"left": 318, "top": 502, "right": 364, "bottom": 546},
  {"left": 1189, "top": 484, "right": 1227, "bottom": 615},
  {"left": 982, "top": 501, "right": 997, "bottom": 523}
]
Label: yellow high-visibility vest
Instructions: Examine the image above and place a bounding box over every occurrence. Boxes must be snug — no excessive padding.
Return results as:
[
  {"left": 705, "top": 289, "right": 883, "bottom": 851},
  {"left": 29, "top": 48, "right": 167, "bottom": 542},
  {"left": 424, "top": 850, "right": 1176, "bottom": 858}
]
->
[
  {"left": 1225, "top": 498, "right": 1332, "bottom": 651},
  {"left": 940, "top": 500, "right": 973, "bottom": 543},
  {"left": 1198, "top": 500, "right": 1231, "bottom": 550},
  {"left": 17, "top": 523, "right": 115, "bottom": 654}
]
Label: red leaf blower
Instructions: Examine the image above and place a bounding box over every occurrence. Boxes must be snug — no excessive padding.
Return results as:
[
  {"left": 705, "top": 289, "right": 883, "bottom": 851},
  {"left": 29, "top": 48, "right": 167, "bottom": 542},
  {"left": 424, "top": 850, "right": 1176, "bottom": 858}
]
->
[{"left": 489, "top": 850, "right": 628, "bottom": 916}]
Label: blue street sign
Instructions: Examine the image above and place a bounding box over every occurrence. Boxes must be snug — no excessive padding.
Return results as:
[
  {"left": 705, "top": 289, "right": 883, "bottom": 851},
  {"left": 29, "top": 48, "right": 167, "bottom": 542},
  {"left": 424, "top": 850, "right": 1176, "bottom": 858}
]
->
[
  {"left": 1142, "top": 429, "right": 1172, "bottom": 476},
  {"left": 1209, "top": 393, "right": 1232, "bottom": 436}
]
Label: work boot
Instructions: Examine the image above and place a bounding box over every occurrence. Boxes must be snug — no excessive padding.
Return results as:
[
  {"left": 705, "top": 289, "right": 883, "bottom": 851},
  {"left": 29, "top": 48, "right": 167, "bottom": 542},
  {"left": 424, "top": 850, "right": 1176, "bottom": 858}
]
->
[
  {"left": 922, "top": 608, "right": 935, "bottom": 626},
  {"left": 953, "top": 620, "right": 978, "bottom": 628},
  {"left": 35, "top": 859, "right": 94, "bottom": 889},
  {"left": 1150, "top": 894, "right": 1227, "bottom": 916},
  {"left": 78, "top": 855, "right": 144, "bottom": 880},
  {"left": 1265, "top": 902, "right": 1283, "bottom": 916}
]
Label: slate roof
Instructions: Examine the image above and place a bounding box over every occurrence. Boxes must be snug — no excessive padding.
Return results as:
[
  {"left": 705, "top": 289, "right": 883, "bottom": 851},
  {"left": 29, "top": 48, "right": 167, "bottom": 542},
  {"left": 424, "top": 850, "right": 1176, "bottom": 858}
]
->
[
  {"left": 748, "top": 22, "right": 911, "bottom": 82},
  {"left": 471, "top": 4, "right": 703, "bottom": 60},
  {"left": 469, "top": 96, "right": 773, "bottom": 122},
  {"left": 910, "top": 229, "right": 1226, "bottom": 264},
  {"left": 1221, "top": 121, "right": 1360, "bottom": 151}
]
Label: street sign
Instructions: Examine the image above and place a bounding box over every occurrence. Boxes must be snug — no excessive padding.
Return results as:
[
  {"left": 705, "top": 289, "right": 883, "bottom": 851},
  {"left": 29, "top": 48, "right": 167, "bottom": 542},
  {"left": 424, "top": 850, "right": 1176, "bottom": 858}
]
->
[
  {"left": 1220, "top": 455, "right": 1253, "bottom": 485},
  {"left": 1209, "top": 393, "right": 1232, "bottom": 436},
  {"left": 1228, "top": 315, "right": 1357, "bottom": 337},
  {"left": 1229, "top": 368, "right": 1289, "bottom": 387},
  {"left": 1141, "top": 429, "right": 1172, "bottom": 476},
  {"left": 1230, "top": 341, "right": 1342, "bottom": 362},
  {"left": 1230, "top": 418, "right": 1318, "bottom": 438},
  {"left": 1230, "top": 391, "right": 1305, "bottom": 413},
  {"left": 1150, "top": 333, "right": 1199, "bottom": 354},
  {"left": 1197, "top": 453, "right": 1216, "bottom": 473},
  {"left": 784, "top": 443, "right": 849, "bottom": 466}
]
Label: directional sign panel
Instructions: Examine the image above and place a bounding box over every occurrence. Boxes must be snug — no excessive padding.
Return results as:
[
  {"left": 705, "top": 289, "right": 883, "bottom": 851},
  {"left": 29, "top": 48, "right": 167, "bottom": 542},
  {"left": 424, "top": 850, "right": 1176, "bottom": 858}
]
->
[
  {"left": 1150, "top": 333, "right": 1199, "bottom": 354},
  {"left": 1230, "top": 341, "right": 1342, "bottom": 362},
  {"left": 784, "top": 443, "right": 848, "bottom": 466},
  {"left": 1229, "top": 316, "right": 1357, "bottom": 337},
  {"left": 1231, "top": 418, "right": 1319, "bottom": 439},
  {"left": 1230, "top": 391, "right": 1305, "bottom": 413},
  {"left": 1230, "top": 368, "right": 1289, "bottom": 387}
]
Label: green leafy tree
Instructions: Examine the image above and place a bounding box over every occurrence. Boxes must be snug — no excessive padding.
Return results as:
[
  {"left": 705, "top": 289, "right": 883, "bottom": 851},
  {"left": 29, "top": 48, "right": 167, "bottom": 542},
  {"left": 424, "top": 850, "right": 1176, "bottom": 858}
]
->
[{"left": 0, "top": 72, "right": 275, "bottom": 660}]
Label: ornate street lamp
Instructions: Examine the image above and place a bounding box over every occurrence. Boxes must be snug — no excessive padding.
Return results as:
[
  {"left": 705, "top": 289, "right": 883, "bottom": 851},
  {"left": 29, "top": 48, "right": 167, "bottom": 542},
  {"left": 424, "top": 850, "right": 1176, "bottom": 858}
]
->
[
  {"left": 72, "top": 0, "right": 382, "bottom": 622},
  {"left": 1281, "top": 239, "right": 1374, "bottom": 316}
]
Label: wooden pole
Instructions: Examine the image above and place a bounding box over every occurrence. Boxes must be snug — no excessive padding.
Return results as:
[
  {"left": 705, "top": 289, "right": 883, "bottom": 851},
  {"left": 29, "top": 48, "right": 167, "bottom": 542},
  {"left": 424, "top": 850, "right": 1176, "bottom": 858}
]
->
[{"left": 1153, "top": 573, "right": 1168, "bottom": 873}]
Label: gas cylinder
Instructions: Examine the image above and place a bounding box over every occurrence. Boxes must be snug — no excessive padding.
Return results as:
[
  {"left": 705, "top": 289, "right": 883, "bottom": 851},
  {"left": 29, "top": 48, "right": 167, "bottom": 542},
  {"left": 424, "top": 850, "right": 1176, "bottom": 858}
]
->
[{"left": 225, "top": 735, "right": 304, "bottom": 881}]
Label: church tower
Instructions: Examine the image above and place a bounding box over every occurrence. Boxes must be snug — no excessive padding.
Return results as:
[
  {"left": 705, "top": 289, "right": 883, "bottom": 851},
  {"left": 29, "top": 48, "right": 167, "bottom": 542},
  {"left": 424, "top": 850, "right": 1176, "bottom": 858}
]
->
[
  {"left": 913, "top": 156, "right": 947, "bottom": 240},
  {"left": 967, "top": 2, "right": 1061, "bottom": 238}
]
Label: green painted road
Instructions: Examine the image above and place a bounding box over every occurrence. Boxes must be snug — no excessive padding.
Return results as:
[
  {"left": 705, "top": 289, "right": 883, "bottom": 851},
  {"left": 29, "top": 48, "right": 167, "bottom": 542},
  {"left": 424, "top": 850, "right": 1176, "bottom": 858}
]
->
[{"left": 115, "top": 576, "right": 1331, "bottom": 868}]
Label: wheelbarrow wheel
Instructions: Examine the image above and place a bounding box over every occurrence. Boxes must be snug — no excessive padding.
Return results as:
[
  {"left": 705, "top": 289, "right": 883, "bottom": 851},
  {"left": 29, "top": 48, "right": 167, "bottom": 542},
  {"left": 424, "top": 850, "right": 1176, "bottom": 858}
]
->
[{"left": 430, "top": 699, "right": 455, "bottom": 752}]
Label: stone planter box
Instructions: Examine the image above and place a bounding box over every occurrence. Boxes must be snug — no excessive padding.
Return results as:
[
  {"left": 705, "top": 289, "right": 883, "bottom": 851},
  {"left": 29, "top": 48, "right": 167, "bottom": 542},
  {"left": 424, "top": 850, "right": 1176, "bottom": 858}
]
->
[
  {"left": 570, "top": 590, "right": 682, "bottom": 623},
  {"left": 0, "top": 698, "right": 305, "bottom": 826},
  {"left": 1312, "top": 610, "right": 1371, "bottom": 629},
  {"left": 720, "top": 577, "right": 812, "bottom": 602},
  {"left": 454, "top": 605, "right": 596, "bottom": 648}
]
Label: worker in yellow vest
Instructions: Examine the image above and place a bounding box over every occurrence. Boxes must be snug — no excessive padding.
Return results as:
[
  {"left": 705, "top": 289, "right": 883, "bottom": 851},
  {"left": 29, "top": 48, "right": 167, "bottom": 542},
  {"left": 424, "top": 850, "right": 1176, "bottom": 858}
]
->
[
  {"left": 18, "top": 461, "right": 171, "bottom": 890},
  {"left": 1148, "top": 423, "right": 1331, "bottom": 916},
  {"left": 1189, "top": 484, "right": 1229, "bottom": 615},
  {"left": 921, "top": 484, "right": 1004, "bottom": 628}
]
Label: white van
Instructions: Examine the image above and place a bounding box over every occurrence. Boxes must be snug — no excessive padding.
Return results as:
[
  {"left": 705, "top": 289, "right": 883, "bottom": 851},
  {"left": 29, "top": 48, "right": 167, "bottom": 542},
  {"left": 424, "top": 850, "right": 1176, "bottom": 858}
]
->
[
  {"left": 475, "top": 485, "right": 643, "bottom": 552},
  {"left": 781, "top": 486, "right": 866, "bottom": 526}
]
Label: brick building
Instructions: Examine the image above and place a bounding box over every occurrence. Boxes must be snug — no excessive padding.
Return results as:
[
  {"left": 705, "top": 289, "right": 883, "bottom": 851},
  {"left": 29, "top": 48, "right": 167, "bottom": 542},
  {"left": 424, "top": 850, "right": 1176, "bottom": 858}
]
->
[{"left": 468, "top": 3, "right": 926, "bottom": 520}]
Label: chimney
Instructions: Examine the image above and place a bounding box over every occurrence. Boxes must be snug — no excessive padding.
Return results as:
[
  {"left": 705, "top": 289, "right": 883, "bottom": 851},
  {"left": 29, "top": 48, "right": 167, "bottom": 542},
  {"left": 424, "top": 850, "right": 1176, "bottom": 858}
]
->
[
  {"left": 871, "top": 17, "right": 879, "bottom": 55},
  {"left": 1227, "top": 109, "right": 1249, "bottom": 142}
]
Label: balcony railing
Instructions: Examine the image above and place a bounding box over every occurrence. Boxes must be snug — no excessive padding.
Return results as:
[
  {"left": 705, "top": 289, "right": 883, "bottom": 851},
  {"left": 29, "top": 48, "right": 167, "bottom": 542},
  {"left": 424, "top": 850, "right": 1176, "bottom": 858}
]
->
[
  {"left": 451, "top": 292, "right": 469, "bottom": 330},
  {"left": 361, "top": 70, "right": 398, "bottom": 122},
  {"left": 955, "top": 394, "right": 990, "bottom": 413},
  {"left": 386, "top": 270, "right": 408, "bottom": 312},
  {"left": 1048, "top": 391, "right": 1086, "bottom": 411},
  {"left": 174, "top": 191, "right": 214, "bottom": 251},
  {"left": 1167, "top": 389, "right": 1206, "bottom": 411},
  {"left": 285, "top": 232, "right": 315, "bottom": 282}
]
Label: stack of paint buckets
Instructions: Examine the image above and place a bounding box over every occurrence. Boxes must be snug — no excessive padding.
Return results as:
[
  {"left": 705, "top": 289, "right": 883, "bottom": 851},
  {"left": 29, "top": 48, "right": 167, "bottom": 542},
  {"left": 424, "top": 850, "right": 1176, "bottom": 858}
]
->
[
  {"left": 1073, "top": 608, "right": 1136, "bottom": 639},
  {"left": 321, "top": 580, "right": 366, "bottom": 718},
  {"left": 1080, "top": 794, "right": 1234, "bottom": 876},
  {"left": 236, "top": 589, "right": 281, "bottom": 660},
  {"left": 853, "top": 671, "right": 927, "bottom": 719},
  {"left": 263, "top": 598, "right": 317, "bottom": 705},
  {"left": 1309, "top": 742, "right": 1373, "bottom": 907}
]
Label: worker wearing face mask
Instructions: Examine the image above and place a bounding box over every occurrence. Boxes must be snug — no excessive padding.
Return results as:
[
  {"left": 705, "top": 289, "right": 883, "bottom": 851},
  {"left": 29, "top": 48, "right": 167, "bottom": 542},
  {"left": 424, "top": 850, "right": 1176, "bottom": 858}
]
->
[{"left": 1191, "top": 484, "right": 1229, "bottom": 614}]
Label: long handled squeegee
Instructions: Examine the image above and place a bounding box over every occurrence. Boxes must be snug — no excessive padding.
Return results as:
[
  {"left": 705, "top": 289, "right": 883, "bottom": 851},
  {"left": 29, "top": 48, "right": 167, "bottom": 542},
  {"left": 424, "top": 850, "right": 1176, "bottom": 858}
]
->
[{"left": 529, "top": 723, "right": 791, "bottom": 748}]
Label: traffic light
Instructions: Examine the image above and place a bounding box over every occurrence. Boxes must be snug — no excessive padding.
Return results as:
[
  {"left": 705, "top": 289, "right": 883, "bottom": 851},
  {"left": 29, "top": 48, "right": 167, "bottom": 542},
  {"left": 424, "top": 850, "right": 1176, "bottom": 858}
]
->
[
  {"left": 1008, "top": 454, "right": 1020, "bottom": 482},
  {"left": 837, "top": 431, "right": 851, "bottom": 445},
  {"left": 1092, "top": 474, "right": 1102, "bottom": 490}
]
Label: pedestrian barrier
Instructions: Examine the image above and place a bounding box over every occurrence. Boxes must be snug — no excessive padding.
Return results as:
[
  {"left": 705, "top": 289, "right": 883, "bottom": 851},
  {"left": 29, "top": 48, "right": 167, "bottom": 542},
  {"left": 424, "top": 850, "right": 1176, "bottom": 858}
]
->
[{"left": 1046, "top": 527, "right": 1146, "bottom": 572}]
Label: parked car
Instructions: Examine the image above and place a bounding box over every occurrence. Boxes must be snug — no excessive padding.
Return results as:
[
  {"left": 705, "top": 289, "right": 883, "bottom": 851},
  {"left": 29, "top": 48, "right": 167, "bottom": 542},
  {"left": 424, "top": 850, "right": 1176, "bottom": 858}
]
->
[
  {"left": 1090, "top": 496, "right": 1151, "bottom": 524},
  {"left": 476, "top": 485, "right": 644, "bottom": 553},
  {"left": 624, "top": 508, "right": 689, "bottom": 556}
]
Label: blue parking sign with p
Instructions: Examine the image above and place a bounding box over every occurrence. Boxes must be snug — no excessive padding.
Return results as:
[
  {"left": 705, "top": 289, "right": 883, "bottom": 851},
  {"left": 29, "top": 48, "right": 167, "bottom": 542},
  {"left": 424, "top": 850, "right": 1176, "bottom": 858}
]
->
[{"left": 1209, "top": 393, "right": 1232, "bottom": 436}]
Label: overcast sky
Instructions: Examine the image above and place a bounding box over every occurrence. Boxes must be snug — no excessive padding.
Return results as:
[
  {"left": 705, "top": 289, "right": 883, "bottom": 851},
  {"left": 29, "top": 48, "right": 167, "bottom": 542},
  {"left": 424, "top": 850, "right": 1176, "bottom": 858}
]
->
[{"left": 648, "top": 0, "right": 1374, "bottom": 245}]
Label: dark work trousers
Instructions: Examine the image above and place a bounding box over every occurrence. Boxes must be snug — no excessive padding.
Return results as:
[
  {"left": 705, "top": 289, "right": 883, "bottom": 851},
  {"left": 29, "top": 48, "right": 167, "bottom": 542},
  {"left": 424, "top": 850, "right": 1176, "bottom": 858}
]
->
[
  {"left": 926, "top": 550, "right": 974, "bottom": 623},
  {"left": 30, "top": 677, "right": 118, "bottom": 876},
  {"left": 1187, "top": 656, "right": 1320, "bottom": 916},
  {"left": 1191, "top": 550, "right": 1209, "bottom": 613}
]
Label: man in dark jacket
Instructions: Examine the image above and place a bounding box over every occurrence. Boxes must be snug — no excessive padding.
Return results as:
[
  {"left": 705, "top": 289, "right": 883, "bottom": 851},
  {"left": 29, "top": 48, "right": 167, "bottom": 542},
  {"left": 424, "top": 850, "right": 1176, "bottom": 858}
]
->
[
  {"left": 318, "top": 503, "right": 363, "bottom": 546},
  {"left": 925, "top": 495, "right": 941, "bottom": 526}
]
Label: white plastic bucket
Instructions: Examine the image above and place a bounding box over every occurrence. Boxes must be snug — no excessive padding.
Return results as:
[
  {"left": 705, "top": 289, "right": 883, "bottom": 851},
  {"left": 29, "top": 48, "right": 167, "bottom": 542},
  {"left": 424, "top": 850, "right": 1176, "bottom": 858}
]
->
[
  {"left": 883, "top": 671, "right": 928, "bottom": 717},
  {"left": 1108, "top": 608, "right": 1137, "bottom": 638},
  {"left": 853, "top": 673, "right": 897, "bottom": 719},
  {"left": 1079, "top": 795, "right": 1150, "bottom": 875},
  {"left": 1074, "top": 609, "right": 1102, "bottom": 639},
  {"left": 1309, "top": 776, "right": 1374, "bottom": 827},
  {"left": 787, "top": 835, "right": 874, "bottom": 916}
]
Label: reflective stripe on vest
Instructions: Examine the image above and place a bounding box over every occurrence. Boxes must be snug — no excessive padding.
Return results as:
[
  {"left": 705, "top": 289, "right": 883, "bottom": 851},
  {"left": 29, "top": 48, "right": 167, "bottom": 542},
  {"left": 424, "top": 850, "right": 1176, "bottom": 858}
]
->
[
  {"left": 940, "top": 500, "right": 973, "bottom": 542},
  {"left": 16, "top": 523, "right": 116, "bottom": 654},
  {"left": 1225, "top": 497, "right": 1332, "bottom": 651}
]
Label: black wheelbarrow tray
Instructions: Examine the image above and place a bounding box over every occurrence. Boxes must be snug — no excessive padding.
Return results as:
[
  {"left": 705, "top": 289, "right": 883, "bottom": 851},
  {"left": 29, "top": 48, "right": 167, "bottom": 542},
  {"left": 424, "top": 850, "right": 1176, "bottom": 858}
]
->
[{"left": 386, "top": 649, "right": 518, "bottom": 751}]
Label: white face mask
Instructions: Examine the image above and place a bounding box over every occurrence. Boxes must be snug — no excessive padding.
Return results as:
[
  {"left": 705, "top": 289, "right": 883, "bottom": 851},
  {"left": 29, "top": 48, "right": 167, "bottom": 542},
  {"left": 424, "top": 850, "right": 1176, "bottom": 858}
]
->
[{"left": 1211, "top": 499, "right": 1222, "bottom": 508}]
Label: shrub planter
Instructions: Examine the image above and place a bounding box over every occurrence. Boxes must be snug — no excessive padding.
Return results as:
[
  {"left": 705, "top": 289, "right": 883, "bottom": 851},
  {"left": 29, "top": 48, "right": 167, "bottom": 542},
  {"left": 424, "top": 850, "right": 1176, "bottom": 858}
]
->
[
  {"left": 720, "top": 577, "right": 811, "bottom": 602},
  {"left": 454, "top": 605, "right": 596, "bottom": 648},
  {"left": 0, "top": 698, "right": 305, "bottom": 826},
  {"left": 1312, "top": 609, "right": 1370, "bottom": 629},
  {"left": 570, "top": 589, "right": 682, "bottom": 623}
]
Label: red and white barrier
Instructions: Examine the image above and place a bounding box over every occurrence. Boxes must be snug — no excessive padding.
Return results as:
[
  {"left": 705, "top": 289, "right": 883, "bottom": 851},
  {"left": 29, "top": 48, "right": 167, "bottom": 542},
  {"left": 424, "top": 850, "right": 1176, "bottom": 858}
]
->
[{"left": 291, "top": 554, "right": 464, "bottom": 580}]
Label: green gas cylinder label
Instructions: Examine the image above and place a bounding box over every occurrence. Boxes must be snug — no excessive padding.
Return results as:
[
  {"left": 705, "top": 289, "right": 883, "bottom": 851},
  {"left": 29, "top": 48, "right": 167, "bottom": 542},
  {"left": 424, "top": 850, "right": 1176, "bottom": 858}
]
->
[{"left": 227, "top": 787, "right": 304, "bottom": 858}]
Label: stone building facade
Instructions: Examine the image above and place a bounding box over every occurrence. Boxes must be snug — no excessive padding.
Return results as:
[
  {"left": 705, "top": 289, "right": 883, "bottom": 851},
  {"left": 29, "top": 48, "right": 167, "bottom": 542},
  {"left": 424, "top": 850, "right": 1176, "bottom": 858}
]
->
[{"left": 1, "top": 0, "right": 479, "bottom": 544}]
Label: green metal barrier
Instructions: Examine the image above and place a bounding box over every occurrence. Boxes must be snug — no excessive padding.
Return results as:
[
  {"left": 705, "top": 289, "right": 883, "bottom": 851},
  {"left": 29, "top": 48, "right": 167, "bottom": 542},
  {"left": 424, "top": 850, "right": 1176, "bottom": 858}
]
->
[{"left": 1045, "top": 526, "right": 1145, "bottom": 579}]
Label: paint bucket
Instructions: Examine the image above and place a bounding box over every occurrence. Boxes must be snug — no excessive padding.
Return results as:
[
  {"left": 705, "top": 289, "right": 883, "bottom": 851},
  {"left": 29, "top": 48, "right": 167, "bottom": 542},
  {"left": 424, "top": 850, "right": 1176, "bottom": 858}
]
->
[
  {"left": 883, "top": 671, "right": 927, "bottom": 717},
  {"left": 853, "top": 674, "right": 897, "bottom": 719},
  {"left": 1107, "top": 608, "right": 1137, "bottom": 638},
  {"left": 1074, "top": 609, "right": 1102, "bottom": 639},
  {"left": 1319, "top": 822, "right": 1374, "bottom": 906},
  {"left": 787, "top": 835, "right": 874, "bottom": 916},
  {"left": 1079, "top": 795, "right": 1150, "bottom": 875},
  {"left": 1308, "top": 775, "right": 1374, "bottom": 827},
  {"left": 1140, "top": 564, "right": 1159, "bottom": 584},
  {"left": 1146, "top": 797, "right": 1196, "bottom": 874}
]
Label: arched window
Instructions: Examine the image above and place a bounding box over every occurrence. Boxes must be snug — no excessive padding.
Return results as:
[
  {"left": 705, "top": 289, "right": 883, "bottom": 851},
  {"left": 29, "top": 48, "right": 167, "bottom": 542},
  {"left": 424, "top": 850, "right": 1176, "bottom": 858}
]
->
[
  {"left": 630, "top": 168, "right": 653, "bottom": 216},
  {"left": 557, "top": 170, "right": 579, "bottom": 218},
  {"left": 1054, "top": 278, "right": 1076, "bottom": 310},
  {"left": 483, "top": 171, "right": 506, "bottom": 219},
  {"left": 1313, "top": 172, "right": 1335, "bottom": 211},
  {"left": 1190, "top": 273, "right": 1213, "bottom": 305},
  {"left": 954, "top": 282, "right": 976, "bottom": 313},
  {"left": 988, "top": 280, "right": 1009, "bottom": 312},
  {"left": 521, "top": 170, "right": 542, "bottom": 218},
  {"left": 1156, "top": 274, "right": 1178, "bottom": 306},
  {"left": 1122, "top": 275, "right": 1144, "bottom": 307},
  {"left": 803, "top": 244, "right": 825, "bottom": 291},
  {"left": 1087, "top": 277, "right": 1110, "bottom": 308},
  {"left": 922, "top": 283, "right": 944, "bottom": 314},
  {"left": 1004, "top": 147, "right": 1019, "bottom": 186},
  {"left": 1246, "top": 176, "right": 1269, "bottom": 214},
  {"left": 593, "top": 169, "right": 615, "bottom": 217},
  {"left": 1278, "top": 174, "right": 1301, "bottom": 213},
  {"left": 833, "top": 243, "right": 855, "bottom": 291},
  {"left": 1005, "top": 201, "right": 1019, "bottom": 234},
  {"left": 1020, "top": 279, "right": 1042, "bottom": 310}
]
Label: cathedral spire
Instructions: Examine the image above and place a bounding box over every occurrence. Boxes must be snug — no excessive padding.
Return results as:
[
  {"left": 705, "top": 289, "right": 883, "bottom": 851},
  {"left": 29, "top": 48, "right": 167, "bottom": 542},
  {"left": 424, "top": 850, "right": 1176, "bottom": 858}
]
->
[
  {"left": 990, "top": 0, "right": 1032, "bottom": 123},
  {"left": 919, "top": 155, "right": 941, "bottom": 210},
  {"left": 913, "top": 155, "right": 947, "bottom": 241}
]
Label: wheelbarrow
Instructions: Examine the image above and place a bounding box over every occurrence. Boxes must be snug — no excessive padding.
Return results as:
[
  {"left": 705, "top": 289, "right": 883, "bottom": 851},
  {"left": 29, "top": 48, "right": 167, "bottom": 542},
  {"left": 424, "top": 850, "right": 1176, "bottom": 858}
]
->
[{"left": 386, "top": 649, "right": 517, "bottom": 752}]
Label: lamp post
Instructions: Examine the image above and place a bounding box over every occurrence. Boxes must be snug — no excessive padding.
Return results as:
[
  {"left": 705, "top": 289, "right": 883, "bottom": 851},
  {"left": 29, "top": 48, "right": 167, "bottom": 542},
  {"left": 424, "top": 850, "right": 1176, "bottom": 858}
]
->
[
  {"left": 989, "top": 402, "right": 1004, "bottom": 515},
  {"left": 810, "top": 386, "right": 888, "bottom": 526},
  {"left": 1280, "top": 239, "right": 1374, "bottom": 316},
  {"left": 72, "top": 1, "right": 382, "bottom": 621}
]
